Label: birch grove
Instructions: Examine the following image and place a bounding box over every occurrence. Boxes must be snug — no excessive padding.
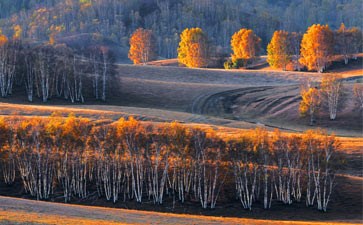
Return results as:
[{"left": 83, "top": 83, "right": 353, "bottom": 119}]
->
[
  {"left": 0, "top": 41, "right": 115, "bottom": 103},
  {"left": 0, "top": 116, "right": 340, "bottom": 212}
]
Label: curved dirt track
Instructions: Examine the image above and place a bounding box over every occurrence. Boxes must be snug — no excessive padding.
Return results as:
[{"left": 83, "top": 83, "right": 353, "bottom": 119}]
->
[{"left": 189, "top": 76, "right": 363, "bottom": 136}]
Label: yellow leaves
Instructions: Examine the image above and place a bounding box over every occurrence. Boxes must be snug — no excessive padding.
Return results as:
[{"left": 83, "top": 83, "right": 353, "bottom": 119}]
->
[
  {"left": 128, "top": 28, "right": 157, "bottom": 64},
  {"left": 80, "top": 0, "right": 92, "bottom": 10},
  {"left": 231, "top": 28, "right": 261, "bottom": 65},
  {"left": 0, "top": 34, "right": 8, "bottom": 46},
  {"left": 49, "top": 25, "right": 65, "bottom": 45},
  {"left": 177, "top": 27, "right": 209, "bottom": 68},
  {"left": 299, "top": 87, "right": 321, "bottom": 116},
  {"left": 0, "top": 117, "right": 10, "bottom": 148},
  {"left": 116, "top": 116, "right": 144, "bottom": 138},
  {"left": 12, "top": 25, "right": 22, "bottom": 40},
  {"left": 267, "top": 30, "right": 290, "bottom": 69},
  {"left": 300, "top": 24, "right": 334, "bottom": 72}
]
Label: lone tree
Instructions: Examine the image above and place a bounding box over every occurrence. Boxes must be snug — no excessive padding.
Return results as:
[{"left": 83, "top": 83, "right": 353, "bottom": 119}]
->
[
  {"left": 300, "top": 80, "right": 321, "bottom": 125},
  {"left": 300, "top": 24, "right": 334, "bottom": 73},
  {"left": 267, "top": 30, "right": 291, "bottom": 70},
  {"left": 321, "top": 74, "right": 343, "bottom": 120},
  {"left": 178, "top": 27, "right": 209, "bottom": 68},
  {"left": 231, "top": 28, "right": 261, "bottom": 68},
  {"left": 128, "top": 28, "right": 158, "bottom": 64}
]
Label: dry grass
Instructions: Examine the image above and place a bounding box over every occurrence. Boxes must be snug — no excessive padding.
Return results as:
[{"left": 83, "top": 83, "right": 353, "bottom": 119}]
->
[{"left": 0, "top": 196, "right": 360, "bottom": 225}]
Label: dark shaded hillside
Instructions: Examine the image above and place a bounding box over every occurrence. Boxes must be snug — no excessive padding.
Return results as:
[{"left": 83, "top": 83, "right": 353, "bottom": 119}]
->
[{"left": 0, "top": 0, "right": 361, "bottom": 61}]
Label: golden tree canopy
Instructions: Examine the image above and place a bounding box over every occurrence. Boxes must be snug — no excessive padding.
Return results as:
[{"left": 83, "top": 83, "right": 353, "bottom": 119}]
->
[
  {"left": 0, "top": 30, "right": 8, "bottom": 46},
  {"left": 177, "top": 27, "right": 209, "bottom": 68},
  {"left": 128, "top": 28, "right": 157, "bottom": 64},
  {"left": 299, "top": 24, "right": 334, "bottom": 73},
  {"left": 231, "top": 28, "right": 261, "bottom": 63},
  {"left": 267, "top": 30, "right": 291, "bottom": 70},
  {"left": 13, "top": 25, "right": 22, "bottom": 40},
  {"left": 299, "top": 86, "right": 321, "bottom": 125}
]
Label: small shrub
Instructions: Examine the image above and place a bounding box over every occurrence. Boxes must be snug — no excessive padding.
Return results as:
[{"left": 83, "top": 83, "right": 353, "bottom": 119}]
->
[{"left": 224, "top": 60, "right": 233, "bottom": 69}]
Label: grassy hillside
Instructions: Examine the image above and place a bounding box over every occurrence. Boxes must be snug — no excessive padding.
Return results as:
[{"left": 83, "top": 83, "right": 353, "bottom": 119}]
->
[{"left": 1, "top": 196, "right": 361, "bottom": 225}]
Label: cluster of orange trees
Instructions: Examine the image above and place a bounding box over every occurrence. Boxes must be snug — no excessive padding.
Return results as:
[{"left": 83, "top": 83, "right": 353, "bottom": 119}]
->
[
  {"left": 268, "top": 24, "right": 362, "bottom": 72},
  {"left": 128, "top": 23, "right": 361, "bottom": 72},
  {"left": 0, "top": 116, "right": 339, "bottom": 211}
]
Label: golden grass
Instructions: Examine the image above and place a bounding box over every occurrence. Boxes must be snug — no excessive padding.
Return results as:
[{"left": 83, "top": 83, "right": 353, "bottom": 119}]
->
[
  {"left": 0, "top": 199, "right": 360, "bottom": 225},
  {"left": 0, "top": 209, "right": 125, "bottom": 225}
]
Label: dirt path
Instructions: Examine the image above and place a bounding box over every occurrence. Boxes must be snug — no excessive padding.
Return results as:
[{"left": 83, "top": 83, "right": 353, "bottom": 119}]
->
[{"left": 0, "top": 196, "right": 360, "bottom": 225}]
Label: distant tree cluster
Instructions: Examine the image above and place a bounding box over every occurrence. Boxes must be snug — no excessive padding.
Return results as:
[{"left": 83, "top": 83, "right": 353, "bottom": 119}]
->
[
  {"left": 267, "top": 24, "right": 362, "bottom": 72},
  {"left": 128, "top": 28, "right": 157, "bottom": 64},
  {"left": 0, "top": 34, "right": 115, "bottom": 103},
  {"left": 0, "top": 116, "right": 339, "bottom": 212}
]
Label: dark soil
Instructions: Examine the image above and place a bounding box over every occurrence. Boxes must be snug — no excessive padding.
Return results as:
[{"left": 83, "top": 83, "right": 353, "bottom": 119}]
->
[{"left": 0, "top": 175, "right": 361, "bottom": 222}]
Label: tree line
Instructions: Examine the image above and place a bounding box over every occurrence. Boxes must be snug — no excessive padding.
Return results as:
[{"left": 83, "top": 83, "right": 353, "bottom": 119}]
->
[
  {"left": 129, "top": 23, "right": 362, "bottom": 72},
  {"left": 0, "top": 33, "right": 115, "bottom": 102},
  {"left": 0, "top": 116, "right": 340, "bottom": 212}
]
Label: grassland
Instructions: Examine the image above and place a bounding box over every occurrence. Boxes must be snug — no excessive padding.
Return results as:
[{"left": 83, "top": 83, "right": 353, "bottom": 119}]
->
[{"left": 0, "top": 57, "right": 362, "bottom": 224}]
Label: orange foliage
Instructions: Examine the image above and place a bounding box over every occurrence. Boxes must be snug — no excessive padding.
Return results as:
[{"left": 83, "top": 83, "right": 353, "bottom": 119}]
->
[
  {"left": 128, "top": 28, "right": 157, "bottom": 64},
  {"left": 300, "top": 24, "right": 334, "bottom": 73},
  {"left": 267, "top": 30, "right": 290, "bottom": 70},
  {"left": 300, "top": 87, "right": 321, "bottom": 125},
  {"left": 0, "top": 33, "right": 8, "bottom": 46},
  {"left": 177, "top": 27, "right": 209, "bottom": 68},
  {"left": 13, "top": 25, "right": 22, "bottom": 40},
  {"left": 49, "top": 25, "right": 64, "bottom": 45},
  {"left": 231, "top": 28, "right": 261, "bottom": 66}
]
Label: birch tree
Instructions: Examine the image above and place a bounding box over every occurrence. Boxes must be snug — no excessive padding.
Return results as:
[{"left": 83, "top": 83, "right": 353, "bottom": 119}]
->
[
  {"left": 300, "top": 80, "right": 321, "bottom": 125},
  {"left": 321, "top": 74, "right": 343, "bottom": 120}
]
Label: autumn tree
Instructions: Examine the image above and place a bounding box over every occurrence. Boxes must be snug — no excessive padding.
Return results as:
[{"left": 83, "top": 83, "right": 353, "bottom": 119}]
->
[
  {"left": 321, "top": 74, "right": 343, "bottom": 120},
  {"left": 128, "top": 28, "right": 158, "bottom": 64},
  {"left": 267, "top": 30, "right": 291, "bottom": 70},
  {"left": 49, "top": 25, "right": 64, "bottom": 45},
  {"left": 300, "top": 80, "right": 321, "bottom": 125},
  {"left": 178, "top": 27, "right": 209, "bottom": 68},
  {"left": 230, "top": 28, "right": 261, "bottom": 68},
  {"left": 300, "top": 24, "right": 334, "bottom": 73},
  {"left": 12, "top": 25, "right": 22, "bottom": 40}
]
